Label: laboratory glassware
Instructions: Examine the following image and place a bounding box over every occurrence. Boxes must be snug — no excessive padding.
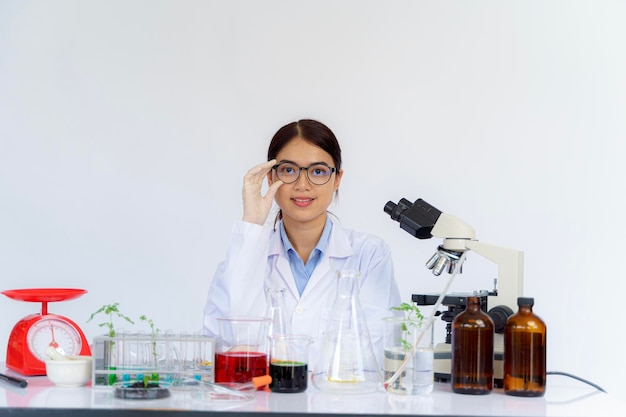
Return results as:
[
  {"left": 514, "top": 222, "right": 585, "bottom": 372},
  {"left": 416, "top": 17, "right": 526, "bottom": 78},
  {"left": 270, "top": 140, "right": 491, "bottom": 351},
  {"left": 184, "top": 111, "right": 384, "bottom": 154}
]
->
[
  {"left": 451, "top": 295, "right": 494, "bottom": 394},
  {"left": 214, "top": 317, "right": 270, "bottom": 384},
  {"left": 504, "top": 297, "right": 546, "bottom": 397},
  {"left": 311, "top": 270, "right": 381, "bottom": 394},
  {"left": 265, "top": 288, "right": 289, "bottom": 337},
  {"left": 269, "top": 334, "right": 312, "bottom": 393},
  {"left": 382, "top": 316, "right": 433, "bottom": 395}
]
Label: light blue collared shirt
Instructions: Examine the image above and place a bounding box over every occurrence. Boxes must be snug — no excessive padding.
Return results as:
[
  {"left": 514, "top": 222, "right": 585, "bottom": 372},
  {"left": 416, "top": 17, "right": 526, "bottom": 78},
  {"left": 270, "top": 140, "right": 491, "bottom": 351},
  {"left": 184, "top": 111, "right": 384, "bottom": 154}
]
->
[{"left": 280, "top": 217, "right": 332, "bottom": 296}]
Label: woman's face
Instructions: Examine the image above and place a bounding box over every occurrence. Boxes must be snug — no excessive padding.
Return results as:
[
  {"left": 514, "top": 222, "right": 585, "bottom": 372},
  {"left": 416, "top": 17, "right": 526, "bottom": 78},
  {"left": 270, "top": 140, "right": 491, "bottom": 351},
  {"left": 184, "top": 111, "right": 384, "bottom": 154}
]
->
[{"left": 268, "top": 137, "right": 342, "bottom": 228}]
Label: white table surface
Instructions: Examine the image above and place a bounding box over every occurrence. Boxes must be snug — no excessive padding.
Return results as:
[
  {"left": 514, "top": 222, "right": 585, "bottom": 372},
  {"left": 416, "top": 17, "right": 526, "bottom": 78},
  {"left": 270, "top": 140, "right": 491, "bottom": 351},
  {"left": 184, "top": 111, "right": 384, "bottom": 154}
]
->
[{"left": 1, "top": 366, "right": 624, "bottom": 417}]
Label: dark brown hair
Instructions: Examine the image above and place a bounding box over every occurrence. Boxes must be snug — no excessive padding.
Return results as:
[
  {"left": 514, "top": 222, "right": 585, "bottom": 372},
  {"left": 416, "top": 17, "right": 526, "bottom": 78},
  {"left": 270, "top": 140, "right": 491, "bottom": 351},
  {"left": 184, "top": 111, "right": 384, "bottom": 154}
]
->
[{"left": 267, "top": 119, "right": 342, "bottom": 170}]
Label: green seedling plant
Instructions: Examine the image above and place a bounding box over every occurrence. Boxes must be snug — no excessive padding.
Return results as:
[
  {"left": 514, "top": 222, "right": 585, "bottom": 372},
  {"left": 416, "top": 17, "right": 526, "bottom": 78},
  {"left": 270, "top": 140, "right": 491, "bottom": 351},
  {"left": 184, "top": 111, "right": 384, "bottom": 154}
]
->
[
  {"left": 140, "top": 314, "right": 161, "bottom": 386},
  {"left": 88, "top": 302, "right": 135, "bottom": 338},
  {"left": 390, "top": 302, "right": 424, "bottom": 351},
  {"left": 87, "top": 303, "right": 135, "bottom": 385}
]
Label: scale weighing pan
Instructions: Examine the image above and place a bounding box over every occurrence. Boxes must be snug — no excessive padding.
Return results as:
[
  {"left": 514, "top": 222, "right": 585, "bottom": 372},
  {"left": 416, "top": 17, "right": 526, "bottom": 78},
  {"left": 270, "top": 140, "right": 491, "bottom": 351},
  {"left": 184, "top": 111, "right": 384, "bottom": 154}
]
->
[
  {"left": 3, "top": 288, "right": 87, "bottom": 303},
  {"left": 2, "top": 288, "right": 92, "bottom": 376}
]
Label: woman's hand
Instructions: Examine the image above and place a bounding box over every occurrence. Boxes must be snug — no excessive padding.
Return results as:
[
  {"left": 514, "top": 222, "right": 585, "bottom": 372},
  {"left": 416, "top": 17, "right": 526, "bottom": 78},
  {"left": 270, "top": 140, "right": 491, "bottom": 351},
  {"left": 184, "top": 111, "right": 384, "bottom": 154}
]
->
[{"left": 242, "top": 160, "right": 283, "bottom": 225}]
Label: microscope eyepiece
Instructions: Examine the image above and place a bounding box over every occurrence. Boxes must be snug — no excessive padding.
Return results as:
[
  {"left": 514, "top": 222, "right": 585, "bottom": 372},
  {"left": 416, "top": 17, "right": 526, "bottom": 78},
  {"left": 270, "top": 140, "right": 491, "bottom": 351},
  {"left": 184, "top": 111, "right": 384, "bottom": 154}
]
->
[
  {"left": 383, "top": 201, "right": 398, "bottom": 217},
  {"left": 384, "top": 198, "right": 414, "bottom": 221},
  {"left": 384, "top": 198, "right": 443, "bottom": 239}
]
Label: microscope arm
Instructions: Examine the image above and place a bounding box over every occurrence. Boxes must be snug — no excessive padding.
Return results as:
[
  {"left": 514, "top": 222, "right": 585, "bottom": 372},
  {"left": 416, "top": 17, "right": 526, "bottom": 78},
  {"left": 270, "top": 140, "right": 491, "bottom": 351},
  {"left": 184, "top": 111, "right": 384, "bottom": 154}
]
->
[
  {"left": 461, "top": 240, "right": 524, "bottom": 313},
  {"left": 430, "top": 210, "right": 524, "bottom": 313}
]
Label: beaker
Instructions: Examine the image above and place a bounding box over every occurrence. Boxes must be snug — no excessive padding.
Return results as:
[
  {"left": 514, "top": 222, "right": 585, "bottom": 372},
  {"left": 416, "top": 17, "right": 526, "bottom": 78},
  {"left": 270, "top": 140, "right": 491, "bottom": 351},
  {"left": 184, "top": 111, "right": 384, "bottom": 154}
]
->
[
  {"left": 214, "top": 317, "right": 270, "bottom": 384},
  {"left": 269, "top": 334, "right": 312, "bottom": 393},
  {"left": 382, "top": 316, "right": 433, "bottom": 395},
  {"left": 311, "top": 270, "right": 381, "bottom": 394}
]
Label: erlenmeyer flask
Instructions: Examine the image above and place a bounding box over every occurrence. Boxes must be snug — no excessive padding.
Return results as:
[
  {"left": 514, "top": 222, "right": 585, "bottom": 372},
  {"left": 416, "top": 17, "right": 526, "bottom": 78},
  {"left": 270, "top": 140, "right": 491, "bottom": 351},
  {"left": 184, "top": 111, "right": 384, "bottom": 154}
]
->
[
  {"left": 265, "top": 288, "right": 289, "bottom": 337},
  {"left": 311, "top": 270, "right": 381, "bottom": 394}
]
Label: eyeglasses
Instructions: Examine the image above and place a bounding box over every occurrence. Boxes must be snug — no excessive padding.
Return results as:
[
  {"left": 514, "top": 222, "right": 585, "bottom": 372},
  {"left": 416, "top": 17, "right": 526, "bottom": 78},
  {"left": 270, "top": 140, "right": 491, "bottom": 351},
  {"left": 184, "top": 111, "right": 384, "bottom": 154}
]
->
[{"left": 272, "top": 161, "right": 337, "bottom": 185}]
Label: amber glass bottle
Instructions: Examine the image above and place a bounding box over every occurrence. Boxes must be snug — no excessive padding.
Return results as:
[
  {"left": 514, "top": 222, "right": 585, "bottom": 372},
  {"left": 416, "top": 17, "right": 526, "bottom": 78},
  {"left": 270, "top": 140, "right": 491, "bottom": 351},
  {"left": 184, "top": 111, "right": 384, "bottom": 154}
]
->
[
  {"left": 504, "top": 297, "right": 547, "bottom": 397},
  {"left": 451, "top": 295, "right": 494, "bottom": 395}
]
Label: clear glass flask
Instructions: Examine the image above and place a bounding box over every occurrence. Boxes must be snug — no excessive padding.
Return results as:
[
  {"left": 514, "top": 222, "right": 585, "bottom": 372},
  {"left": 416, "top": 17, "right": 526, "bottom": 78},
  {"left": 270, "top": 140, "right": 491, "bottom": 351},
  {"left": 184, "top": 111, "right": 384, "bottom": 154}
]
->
[
  {"left": 266, "top": 288, "right": 289, "bottom": 337},
  {"left": 311, "top": 270, "right": 381, "bottom": 394}
]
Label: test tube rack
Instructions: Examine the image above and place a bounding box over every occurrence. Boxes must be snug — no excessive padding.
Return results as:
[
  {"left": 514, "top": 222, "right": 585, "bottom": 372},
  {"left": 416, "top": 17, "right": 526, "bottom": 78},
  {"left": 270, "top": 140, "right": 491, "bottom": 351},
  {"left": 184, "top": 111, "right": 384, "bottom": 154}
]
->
[{"left": 92, "top": 333, "right": 215, "bottom": 388}]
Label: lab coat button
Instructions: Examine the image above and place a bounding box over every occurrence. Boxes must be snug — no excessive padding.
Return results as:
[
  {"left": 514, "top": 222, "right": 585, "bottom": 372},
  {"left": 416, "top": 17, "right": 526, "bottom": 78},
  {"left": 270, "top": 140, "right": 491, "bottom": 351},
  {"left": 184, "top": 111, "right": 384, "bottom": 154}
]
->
[{"left": 295, "top": 306, "right": 304, "bottom": 314}]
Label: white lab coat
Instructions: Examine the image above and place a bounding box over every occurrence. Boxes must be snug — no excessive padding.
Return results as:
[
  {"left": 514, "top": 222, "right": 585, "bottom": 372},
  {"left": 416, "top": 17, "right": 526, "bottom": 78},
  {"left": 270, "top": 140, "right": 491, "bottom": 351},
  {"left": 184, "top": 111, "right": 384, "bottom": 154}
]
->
[{"left": 202, "top": 217, "right": 401, "bottom": 366}]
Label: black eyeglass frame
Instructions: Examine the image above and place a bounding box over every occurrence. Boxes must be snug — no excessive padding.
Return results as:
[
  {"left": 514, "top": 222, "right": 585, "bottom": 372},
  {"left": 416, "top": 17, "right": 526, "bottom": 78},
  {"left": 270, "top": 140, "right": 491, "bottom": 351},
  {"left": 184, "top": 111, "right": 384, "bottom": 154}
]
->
[{"left": 272, "top": 161, "right": 337, "bottom": 185}]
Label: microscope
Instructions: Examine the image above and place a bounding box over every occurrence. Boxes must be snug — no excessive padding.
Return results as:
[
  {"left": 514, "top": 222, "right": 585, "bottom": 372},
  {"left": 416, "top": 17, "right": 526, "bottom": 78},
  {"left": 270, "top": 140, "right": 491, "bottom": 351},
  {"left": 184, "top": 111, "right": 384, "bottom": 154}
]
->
[{"left": 384, "top": 198, "right": 524, "bottom": 386}]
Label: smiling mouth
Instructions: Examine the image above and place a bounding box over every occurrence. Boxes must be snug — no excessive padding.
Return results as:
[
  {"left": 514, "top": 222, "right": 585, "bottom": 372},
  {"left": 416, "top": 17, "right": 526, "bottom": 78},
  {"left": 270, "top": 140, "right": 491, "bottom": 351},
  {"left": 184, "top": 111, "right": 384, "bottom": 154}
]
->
[{"left": 292, "top": 198, "right": 314, "bottom": 207}]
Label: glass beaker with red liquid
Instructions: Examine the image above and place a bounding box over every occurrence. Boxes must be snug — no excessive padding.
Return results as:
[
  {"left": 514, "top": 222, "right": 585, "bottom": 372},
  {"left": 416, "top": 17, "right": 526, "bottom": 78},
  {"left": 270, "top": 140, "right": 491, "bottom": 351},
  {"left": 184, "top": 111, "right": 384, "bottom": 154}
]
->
[
  {"left": 269, "top": 334, "right": 312, "bottom": 393},
  {"left": 214, "top": 317, "right": 270, "bottom": 384}
]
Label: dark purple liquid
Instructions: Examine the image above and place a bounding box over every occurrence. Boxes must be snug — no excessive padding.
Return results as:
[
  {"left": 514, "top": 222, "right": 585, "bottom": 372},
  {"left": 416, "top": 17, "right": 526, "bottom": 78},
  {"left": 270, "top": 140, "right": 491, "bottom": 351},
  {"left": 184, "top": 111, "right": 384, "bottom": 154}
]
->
[{"left": 269, "top": 361, "right": 308, "bottom": 393}]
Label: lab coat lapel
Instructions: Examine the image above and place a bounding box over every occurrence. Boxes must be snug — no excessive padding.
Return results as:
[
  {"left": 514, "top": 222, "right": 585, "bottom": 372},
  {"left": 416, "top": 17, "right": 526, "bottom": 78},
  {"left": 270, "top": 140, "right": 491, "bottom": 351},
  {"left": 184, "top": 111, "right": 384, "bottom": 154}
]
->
[
  {"left": 302, "top": 219, "right": 353, "bottom": 296},
  {"left": 268, "top": 226, "right": 300, "bottom": 299}
]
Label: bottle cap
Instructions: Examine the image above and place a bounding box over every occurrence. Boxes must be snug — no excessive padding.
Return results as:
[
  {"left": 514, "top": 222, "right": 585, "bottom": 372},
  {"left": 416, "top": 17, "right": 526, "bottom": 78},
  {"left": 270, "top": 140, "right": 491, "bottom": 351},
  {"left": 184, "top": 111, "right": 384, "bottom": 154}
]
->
[{"left": 517, "top": 297, "right": 534, "bottom": 306}]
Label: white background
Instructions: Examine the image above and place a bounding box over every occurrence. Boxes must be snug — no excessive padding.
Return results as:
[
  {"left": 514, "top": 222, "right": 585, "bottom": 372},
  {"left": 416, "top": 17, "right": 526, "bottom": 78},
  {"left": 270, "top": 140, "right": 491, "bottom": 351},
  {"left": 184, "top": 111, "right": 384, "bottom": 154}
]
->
[{"left": 1, "top": 0, "right": 624, "bottom": 404}]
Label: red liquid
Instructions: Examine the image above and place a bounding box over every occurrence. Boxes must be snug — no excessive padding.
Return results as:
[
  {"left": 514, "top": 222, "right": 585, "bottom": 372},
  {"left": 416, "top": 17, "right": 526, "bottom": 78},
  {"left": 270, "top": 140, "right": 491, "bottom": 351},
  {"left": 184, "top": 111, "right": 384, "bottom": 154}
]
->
[{"left": 214, "top": 351, "right": 268, "bottom": 383}]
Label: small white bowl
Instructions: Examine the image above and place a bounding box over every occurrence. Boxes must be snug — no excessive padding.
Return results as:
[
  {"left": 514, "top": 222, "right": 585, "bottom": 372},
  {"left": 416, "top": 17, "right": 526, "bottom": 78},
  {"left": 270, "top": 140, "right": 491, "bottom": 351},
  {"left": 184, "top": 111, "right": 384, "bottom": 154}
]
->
[{"left": 45, "top": 356, "right": 93, "bottom": 388}]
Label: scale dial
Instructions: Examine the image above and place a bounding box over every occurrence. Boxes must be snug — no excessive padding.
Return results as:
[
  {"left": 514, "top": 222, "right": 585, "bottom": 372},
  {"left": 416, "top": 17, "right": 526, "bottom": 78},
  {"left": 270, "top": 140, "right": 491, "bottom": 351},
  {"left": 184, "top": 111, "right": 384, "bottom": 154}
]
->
[{"left": 27, "top": 316, "right": 84, "bottom": 362}]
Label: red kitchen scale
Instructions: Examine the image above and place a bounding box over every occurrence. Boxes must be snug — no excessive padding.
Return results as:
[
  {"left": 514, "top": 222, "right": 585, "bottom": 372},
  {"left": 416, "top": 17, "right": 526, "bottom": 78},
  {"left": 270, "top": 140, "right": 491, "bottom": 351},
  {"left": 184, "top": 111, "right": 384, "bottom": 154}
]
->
[{"left": 2, "top": 288, "right": 92, "bottom": 376}]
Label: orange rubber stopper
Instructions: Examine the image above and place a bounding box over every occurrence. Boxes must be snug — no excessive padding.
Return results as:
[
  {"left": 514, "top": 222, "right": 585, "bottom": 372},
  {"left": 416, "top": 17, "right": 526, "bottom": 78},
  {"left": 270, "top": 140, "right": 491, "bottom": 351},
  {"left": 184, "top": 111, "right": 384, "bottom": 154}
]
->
[{"left": 252, "top": 375, "right": 272, "bottom": 388}]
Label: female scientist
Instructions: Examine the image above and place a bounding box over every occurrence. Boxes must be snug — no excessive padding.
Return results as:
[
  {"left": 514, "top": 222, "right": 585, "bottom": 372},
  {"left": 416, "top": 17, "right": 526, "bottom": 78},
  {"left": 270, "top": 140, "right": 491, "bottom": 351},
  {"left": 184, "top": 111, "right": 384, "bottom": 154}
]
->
[{"left": 202, "top": 119, "right": 401, "bottom": 361}]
